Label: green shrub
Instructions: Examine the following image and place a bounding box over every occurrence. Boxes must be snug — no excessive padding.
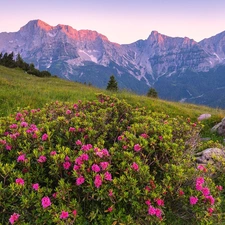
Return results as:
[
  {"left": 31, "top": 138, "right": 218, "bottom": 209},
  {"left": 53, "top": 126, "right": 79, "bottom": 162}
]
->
[{"left": 0, "top": 94, "right": 223, "bottom": 224}]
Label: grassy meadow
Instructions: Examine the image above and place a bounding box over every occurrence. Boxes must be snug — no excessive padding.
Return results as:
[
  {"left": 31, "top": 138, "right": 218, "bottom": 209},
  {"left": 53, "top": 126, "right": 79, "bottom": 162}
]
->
[{"left": 1, "top": 65, "right": 225, "bottom": 120}]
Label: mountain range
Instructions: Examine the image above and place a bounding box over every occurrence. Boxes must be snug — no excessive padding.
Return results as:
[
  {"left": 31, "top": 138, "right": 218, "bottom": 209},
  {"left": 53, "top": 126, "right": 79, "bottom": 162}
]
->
[{"left": 1, "top": 19, "right": 225, "bottom": 108}]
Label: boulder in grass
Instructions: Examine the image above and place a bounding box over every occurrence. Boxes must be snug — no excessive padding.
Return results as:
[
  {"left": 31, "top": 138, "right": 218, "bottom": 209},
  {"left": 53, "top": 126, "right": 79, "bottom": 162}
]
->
[
  {"left": 197, "top": 114, "right": 211, "bottom": 121},
  {"left": 196, "top": 148, "right": 225, "bottom": 164},
  {"left": 211, "top": 117, "right": 225, "bottom": 137}
]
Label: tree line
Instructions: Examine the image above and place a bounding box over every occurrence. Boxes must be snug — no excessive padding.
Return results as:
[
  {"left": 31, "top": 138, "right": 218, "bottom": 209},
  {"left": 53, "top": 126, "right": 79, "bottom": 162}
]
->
[{"left": 0, "top": 52, "right": 52, "bottom": 77}]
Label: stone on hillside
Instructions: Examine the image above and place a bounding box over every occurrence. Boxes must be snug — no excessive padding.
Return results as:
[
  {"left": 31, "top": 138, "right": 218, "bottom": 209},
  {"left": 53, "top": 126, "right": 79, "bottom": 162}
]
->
[
  {"left": 197, "top": 114, "right": 211, "bottom": 121},
  {"left": 211, "top": 117, "right": 225, "bottom": 136},
  {"left": 196, "top": 148, "right": 225, "bottom": 164}
]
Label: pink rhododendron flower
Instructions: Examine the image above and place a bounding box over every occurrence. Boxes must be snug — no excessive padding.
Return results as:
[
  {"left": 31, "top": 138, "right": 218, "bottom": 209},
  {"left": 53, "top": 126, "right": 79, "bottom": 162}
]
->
[
  {"left": 15, "top": 113, "right": 23, "bottom": 121},
  {"left": 102, "top": 149, "right": 110, "bottom": 156},
  {"left": 155, "top": 208, "right": 162, "bottom": 218},
  {"left": 10, "top": 133, "right": 20, "bottom": 140},
  {"left": 65, "top": 156, "right": 70, "bottom": 161},
  {"left": 94, "top": 174, "right": 102, "bottom": 188},
  {"left": 69, "top": 127, "right": 75, "bottom": 132},
  {"left": 63, "top": 161, "right": 71, "bottom": 170},
  {"left": 9, "top": 213, "right": 20, "bottom": 224},
  {"left": 52, "top": 192, "right": 57, "bottom": 198},
  {"left": 108, "top": 207, "right": 113, "bottom": 212},
  {"left": 10, "top": 124, "right": 18, "bottom": 129},
  {"left": 73, "top": 165, "right": 80, "bottom": 171},
  {"left": 95, "top": 151, "right": 103, "bottom": 158},
  {"left": 66, "top": 110, "right": 71, "bottom": 115},
  {"left": 41, "top": 196, "right": 51, "bottom": 208},
  {"left": 81, "top": 144, "right": 92, "bottom": 151},
  {"left": 196, "top": 184, "right": 203, "bottom": 191},
  {"left": 131, "top": 162, "right": 139, "bottom": 171},
  {"left": 155, "top": 198, "right": 164, "bottom": 206},
  {"left": 100, "top": 162, "right": 109, "bottom": 170},
  {"left": 50, "top": 151, "right": 57, "bottom": 156},
  {"left": 197, "top": 164, "right": 206, "bottom": 172},
  {"left": 41, "top": 133, "right": 48, "bottom": 141},
  {"left": 134, "top": 144, "right": 142, "bottom": 152},
  {"left": 178, "top": 189, "right": 184, "bottom": 196},
  {"left": 6, "top": 144, "right": 12, "bottom": 151},
  {"left": 72, "top": 210, "right": 77, "bottom": 216},
  {"left": 190, "top": 196, "right": 198, "bottom": 205},
  {"left": 60, "top": 211, "right": 69, "bottom": 219},
  {"left": 75, "top": 156, "right": 83, "bottom": 166},
  {"left": 20, "top": 122, "right": 28, "bottom": 127},
  {"left": 201, "top": 187, "right": 210, "bottom": 196},
  {"left": 80, "top": 153, "right": 89, "bottom": 161},
  {"left": 76, "top": 176, "right": 85, "bottom": 186},
  {"left": 104, "top": 171, "right": 112, "bottom": 181},
  {"left": 108, "top": 189, "right": 114, "bottom": 197},
  {"left": 37, "top": 155, "right": 47, "bottom": 163},
  {"left": 0, "top": 139, "right": 6, "bottom": 145},
  {"left": 16, "top": 178, "right": 24, "bottom": 185},
  {"left": 216, "top": 185, "right": 223, "bottom": 191},
  {"left": 117, "top": 136, "right": 123, "bottom": 141},
  {"left": 148, "top": 205, "right": 156, "bottom": 215},
  {"left": 205, "top": 195, "right": 215, "bottom": 205},
  {"left": 17, "top": 154, "right": 26, "bottom": 162},
  {"left": 140, "top": 133, "right": 149, "bottom": 138},
  {"left": 32, "top": 133, "right": 38, "bottom": 139},
  {"left": 159, "top": 136, "right": 163, "bottom": 141},
  {"left": 32, "top": 183, "right": 39, "bottom": 191},
  {"left": 145, "top": 186, "right": 151, "bottom": 192},
  {"left": 196, "top": 177, "right": 204, "bottom": 185},
  {"left": 91, "top": 164, "right": 101, "bottom": 173},
  {"left": 208, "top": 207, "right": 214, "bottom": 214},
  {"left": 145, "top": 200, "right": 151, "bottom": 206}
]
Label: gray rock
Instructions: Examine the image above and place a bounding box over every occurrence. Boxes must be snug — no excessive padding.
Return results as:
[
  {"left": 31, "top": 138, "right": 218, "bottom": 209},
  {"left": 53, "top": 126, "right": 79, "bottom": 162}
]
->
[
  {"left": 211, "top": 117, "right": 225, "bottom": 136},
  {"left": 198, "top": 114, "right": 211, "bottom": 121},
  {"left": 196, "top": 148, "right": 225, "bottom": 164}
]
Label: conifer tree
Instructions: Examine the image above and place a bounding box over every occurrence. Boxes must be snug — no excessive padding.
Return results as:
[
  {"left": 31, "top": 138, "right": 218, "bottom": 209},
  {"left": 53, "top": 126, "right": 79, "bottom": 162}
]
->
[
  {"left": 147, "top": 87, "right": 158, "bottom": 98},
  {"left": 106, "top": 75, "right": 118, "bottom": 91}
]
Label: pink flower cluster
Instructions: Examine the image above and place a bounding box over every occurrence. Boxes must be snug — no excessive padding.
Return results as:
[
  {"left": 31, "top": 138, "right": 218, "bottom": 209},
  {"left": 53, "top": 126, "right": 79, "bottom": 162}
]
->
[
  {"left": 63, "top": 161, "right": 71, "bottom": 170},
  {"left": 37, "top": 155, "right": 47, "bottom": 163},
  {"left": 94, "top": 148, "right": 110, "bottom": 158},
  {"left": 17, "top": 154, "right": 26, "bottom": 162},
  {"left": 94, "top": 174, "right": 102, "bottom": 188},
  {"left": 32, "top": 183, "right": 39, "bottom": 191},
  {"left": 41, "top": 196, "right": 51, "bottom": 208},
  {"left": 42, "top": 133, "right": 48, "bottom": 141},
  {"left": 81, "top": 144, "right": 92, "bottom": 151},
  {"left": 60, "top": 210, "right": 69, "bottom": 219},
  {"left": 76, "top": 176, "right": 85, "bottom": 186},
  {"left": 9, "top": 213, "right": 20, "bottom": 224},
  {"left": 16, "top": 178, "right": 24, "bottom": 185},
  {"left": 190, "top": 176, "right": 216, "bottom": 209},
  {"left": 131, "top": 162, "right": 139, "bottom": 171},
  {"left": 145, "top": 198, "right": 163, "bottom": 219},
  {"left": 134, "top": 144, "right": 142, "bottom": 152},
  {"left": 148, "top": 205, "right": 162, "bottom": 219}
]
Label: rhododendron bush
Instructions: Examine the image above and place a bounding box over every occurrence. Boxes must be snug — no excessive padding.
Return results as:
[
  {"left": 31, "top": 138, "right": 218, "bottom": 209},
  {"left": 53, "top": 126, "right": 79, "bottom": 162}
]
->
[{"left": 0, "top": 94, "right": 223, "bottom": 224}]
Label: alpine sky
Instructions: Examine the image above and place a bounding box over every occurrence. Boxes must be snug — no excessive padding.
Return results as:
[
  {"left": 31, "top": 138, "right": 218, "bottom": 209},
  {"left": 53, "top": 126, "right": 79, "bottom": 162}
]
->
[{"left": 0, "top": 0, "right": 224, "bottom": 44}]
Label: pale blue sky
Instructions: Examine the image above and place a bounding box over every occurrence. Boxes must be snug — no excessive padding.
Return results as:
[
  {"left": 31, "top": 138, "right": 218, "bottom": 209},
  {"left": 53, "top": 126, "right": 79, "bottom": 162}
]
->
[{"left": 0, "top": 0, "right": 224, "bottom": 44}]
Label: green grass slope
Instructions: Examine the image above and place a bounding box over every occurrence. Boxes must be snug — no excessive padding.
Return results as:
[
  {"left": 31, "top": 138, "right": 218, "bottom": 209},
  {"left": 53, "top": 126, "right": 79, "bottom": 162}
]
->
[{"left": 0, "top": 65, "right": 224, "bottom": 122}]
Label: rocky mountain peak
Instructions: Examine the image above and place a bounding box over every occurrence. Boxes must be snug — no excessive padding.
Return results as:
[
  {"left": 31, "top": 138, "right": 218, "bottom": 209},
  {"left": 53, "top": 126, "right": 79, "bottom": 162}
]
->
[
  {"left": 20, "top": 19, "right": 53, "bottom": 32},
  {"left": 148, "top": 30, "right": 167, "bottom": 45}
]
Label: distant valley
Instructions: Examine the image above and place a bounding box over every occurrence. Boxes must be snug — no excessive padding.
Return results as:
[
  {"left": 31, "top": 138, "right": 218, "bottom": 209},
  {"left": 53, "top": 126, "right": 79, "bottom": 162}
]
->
[{"left": 1, "top": 20, "right": 225, "bottom": 108}]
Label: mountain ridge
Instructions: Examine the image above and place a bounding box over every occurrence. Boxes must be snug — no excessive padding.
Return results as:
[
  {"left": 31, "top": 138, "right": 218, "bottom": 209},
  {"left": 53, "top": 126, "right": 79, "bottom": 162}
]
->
[{"left": 1, "top": 19, "right": 225, "bottom": 108}]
